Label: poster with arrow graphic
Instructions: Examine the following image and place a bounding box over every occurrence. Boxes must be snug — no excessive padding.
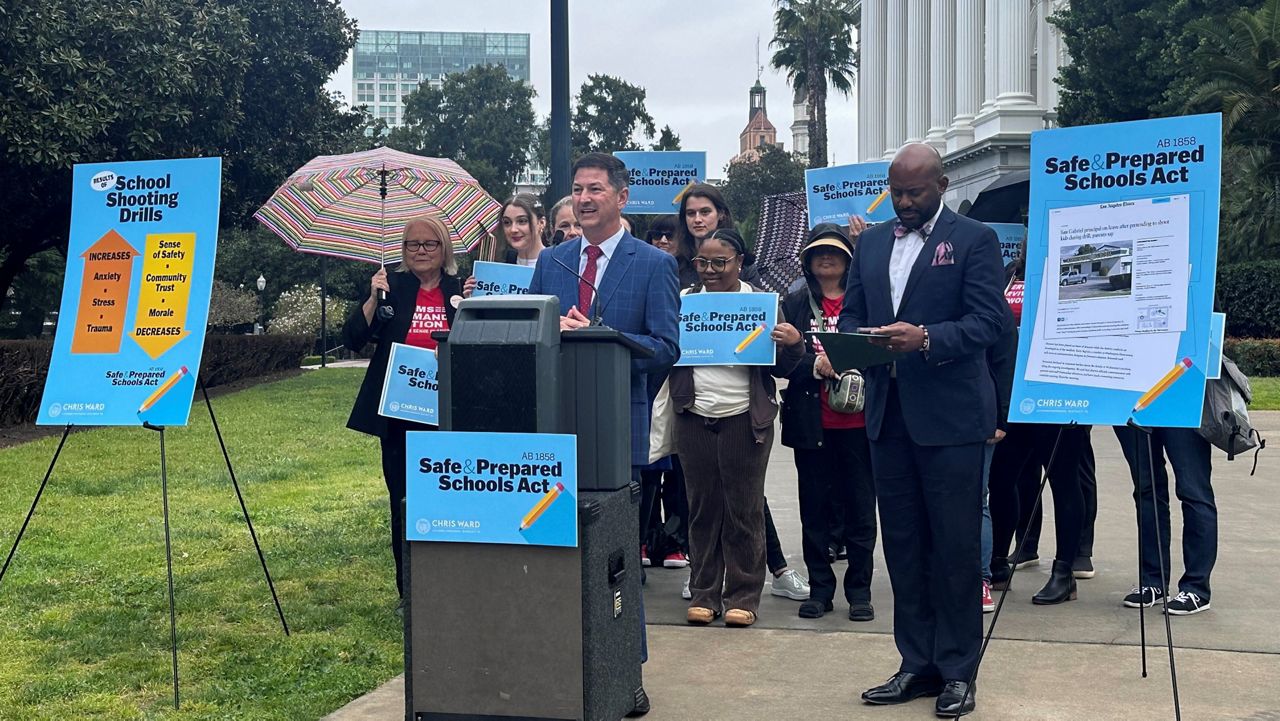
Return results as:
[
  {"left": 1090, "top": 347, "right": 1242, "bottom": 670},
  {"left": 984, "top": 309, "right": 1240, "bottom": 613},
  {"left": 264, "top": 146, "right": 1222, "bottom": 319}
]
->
[{"left": 37, "top": 157, "right": 221, "bottom": 427}]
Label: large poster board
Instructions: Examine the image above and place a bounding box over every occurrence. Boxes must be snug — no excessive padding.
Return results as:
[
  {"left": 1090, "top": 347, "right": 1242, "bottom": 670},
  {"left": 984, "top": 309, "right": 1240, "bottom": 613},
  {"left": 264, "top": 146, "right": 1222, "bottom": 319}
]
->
[
  {"left": 37, "top": 157, "right": 222, "bottom": 426},
  {"left": 1009, "top": 114, "right": 1221, "bottom": 428}
]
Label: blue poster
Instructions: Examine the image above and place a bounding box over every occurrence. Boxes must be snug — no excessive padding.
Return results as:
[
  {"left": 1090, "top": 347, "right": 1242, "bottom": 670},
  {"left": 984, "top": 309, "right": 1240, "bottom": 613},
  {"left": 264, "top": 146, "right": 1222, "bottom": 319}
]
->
[
  {"left": 405, "top": 432, "right": 578, "bottom": 548},
  {"left": 614, "top": 151, "right": 706, "bottom": 214},
  {"left": 1208, "top": 312, "right": 1225, "bottom": 380},
  {"left": 378, "top": 343, "right": 438, "bottom": 425},
  {"left": 1009, "top": 114, "right": 1221, "bottom": 428},
  {"left": 676, "top": 292, "right": 778, "bottom": 367},
  {"left": 471, "top": 260, "right": 534, "bottom": 297},
  {"left": 805, "top": 161, "right": 895, "bottom": 228},
  {"left": 986, "top": 223, "right": 1026, "bottom": 265},
  {"left": 37, "top": 157, "right": 222, "bottom": 426}
]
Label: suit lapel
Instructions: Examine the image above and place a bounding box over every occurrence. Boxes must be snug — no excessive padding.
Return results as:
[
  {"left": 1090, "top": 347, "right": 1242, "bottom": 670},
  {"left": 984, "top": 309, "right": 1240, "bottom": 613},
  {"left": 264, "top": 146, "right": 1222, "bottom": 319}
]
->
[
  {"left": 594, "top": 233, "right": 636, "bottom": 320},
  {"left": 868, "top": 230, "right": 895, "bottom": 318},
  {"left": 896, "top": 208, "right": 955, "bottom": 318},
  {"left": 559, "top": 239, "right": 584, "bottom": 313}
]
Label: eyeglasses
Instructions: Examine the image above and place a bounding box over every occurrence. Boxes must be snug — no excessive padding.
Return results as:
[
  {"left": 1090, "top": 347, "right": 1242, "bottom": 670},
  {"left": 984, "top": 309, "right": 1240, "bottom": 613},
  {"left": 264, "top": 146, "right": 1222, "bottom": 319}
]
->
[
  {"left": 405, "top": 240, "right": 443, "bottom": 252},
  {"left": 692, "top": 256, "right": 739, "bottom": 271}
]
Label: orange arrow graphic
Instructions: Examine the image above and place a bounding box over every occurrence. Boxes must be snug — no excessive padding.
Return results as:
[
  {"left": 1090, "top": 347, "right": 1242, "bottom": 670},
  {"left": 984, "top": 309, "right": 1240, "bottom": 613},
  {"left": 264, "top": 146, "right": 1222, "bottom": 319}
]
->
[
  {"left": 130, "top": 232, "right": 195, "bottom": 359},
  {"left": 72, "top": 230, "right": 139, "bottom": 354}
]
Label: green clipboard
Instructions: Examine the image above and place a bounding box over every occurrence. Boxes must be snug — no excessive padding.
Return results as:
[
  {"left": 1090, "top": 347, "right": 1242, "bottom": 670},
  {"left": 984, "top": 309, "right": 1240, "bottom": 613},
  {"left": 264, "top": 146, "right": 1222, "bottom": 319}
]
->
[{"left": 810, "top": 331, "right": 906, "bottom": 371}]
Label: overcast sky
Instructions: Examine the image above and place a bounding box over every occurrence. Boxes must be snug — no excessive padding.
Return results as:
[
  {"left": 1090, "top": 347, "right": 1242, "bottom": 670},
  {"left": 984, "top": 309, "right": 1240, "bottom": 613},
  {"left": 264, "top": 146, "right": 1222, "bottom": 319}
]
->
[{"left": 324, "top": 0, "right": 859, "bottom": 176}]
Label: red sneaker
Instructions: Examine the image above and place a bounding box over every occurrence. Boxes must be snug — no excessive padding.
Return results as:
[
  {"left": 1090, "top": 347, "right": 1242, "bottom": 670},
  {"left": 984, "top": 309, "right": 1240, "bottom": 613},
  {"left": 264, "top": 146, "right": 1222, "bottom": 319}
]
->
[
  {"left": 663, "top": 551, "right": 689, "bottom": 568},
  {"left": 982, "top": 580, "right": 996, "bottom": 613},
  {"left": 641, "top": 545, "right": 651, "bottom": 567}
]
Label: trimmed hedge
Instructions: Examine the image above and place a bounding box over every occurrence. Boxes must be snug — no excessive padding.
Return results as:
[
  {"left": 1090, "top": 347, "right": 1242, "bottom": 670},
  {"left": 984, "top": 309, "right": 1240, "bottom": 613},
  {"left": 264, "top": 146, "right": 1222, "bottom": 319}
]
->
[
  {"left": 0, "top": 334, "right": 313, "bottom": 427},
  {"left": 1224, "top": 337, "right": 1280, "bottom": 378},
  {"left": 1217, "top": 260, "right": 1280, "bottom": 339}
]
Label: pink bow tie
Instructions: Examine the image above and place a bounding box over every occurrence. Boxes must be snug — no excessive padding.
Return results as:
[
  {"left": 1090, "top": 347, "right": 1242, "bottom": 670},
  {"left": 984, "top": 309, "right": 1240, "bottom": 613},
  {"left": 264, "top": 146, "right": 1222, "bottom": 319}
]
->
[{"left": 893, "top": 221, "right": 926, "bottom": 238}]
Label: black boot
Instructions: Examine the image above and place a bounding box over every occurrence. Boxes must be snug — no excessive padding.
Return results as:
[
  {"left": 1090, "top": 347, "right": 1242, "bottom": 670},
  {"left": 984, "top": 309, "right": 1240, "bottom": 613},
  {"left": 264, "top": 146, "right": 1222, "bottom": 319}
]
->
[
  {"left": 990, "top": 557, "right": 1011, "bottom": 590},
  {"left": 1032, "top": 560, "right": 1077, "bottom": 605}
]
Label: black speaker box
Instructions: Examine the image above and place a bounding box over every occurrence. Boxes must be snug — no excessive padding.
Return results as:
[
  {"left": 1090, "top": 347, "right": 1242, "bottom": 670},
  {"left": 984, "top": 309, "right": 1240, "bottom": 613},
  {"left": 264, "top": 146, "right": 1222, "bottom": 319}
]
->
[{"left": 405, "top": 484, "right": 642, "bottom": 721}]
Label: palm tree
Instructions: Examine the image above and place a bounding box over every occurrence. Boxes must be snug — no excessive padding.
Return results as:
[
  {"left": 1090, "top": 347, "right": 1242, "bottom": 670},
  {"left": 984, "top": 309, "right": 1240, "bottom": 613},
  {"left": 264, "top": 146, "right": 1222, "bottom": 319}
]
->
[
  {"left": 770, "top": 0, "right": 859, "bottom": 169},
  {"left": 1186, "top": 0, "right": 1280, "bottom": 259},
  {"left": 1186, "top": 0, "right": 1280, "bottom": 152}
]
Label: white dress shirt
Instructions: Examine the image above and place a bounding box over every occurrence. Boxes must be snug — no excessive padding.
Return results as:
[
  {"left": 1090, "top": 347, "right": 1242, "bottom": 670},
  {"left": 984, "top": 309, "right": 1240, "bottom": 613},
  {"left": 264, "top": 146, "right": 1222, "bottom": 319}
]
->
[
  {"left": 578, "top": 225, "right": 625, "bottom": 303},
  {"left": 888, "top": 204, "right": 945, "bottom": 315}
]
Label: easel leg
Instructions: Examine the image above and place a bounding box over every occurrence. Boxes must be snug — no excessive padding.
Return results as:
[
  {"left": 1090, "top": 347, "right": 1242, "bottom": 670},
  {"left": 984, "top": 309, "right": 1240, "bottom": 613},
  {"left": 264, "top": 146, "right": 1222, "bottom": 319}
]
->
[
  {"left": 955, "top": 427, "right": 1067, "bottom": 719},
  {"left": 1135, "top": 427, "right": 1148, "bottom": 678},
  {"left": 198, "top": 378, "right": 290, "bottom": 635},
  {"left": 0, "top": 424, "right": 73, "bottom": 589},
  {"left": 146, "top": 423, "right": 181, "bottom": 710},
  {"left": 1142, "top": 429, "right": 1182, "bottom": 720}
]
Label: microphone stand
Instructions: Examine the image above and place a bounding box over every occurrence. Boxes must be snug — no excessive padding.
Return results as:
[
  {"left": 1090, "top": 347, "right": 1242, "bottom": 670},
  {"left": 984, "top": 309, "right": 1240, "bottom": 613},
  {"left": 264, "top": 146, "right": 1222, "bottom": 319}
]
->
[{"left": 550, "top": 253, "right": 606, "bottom": 326}]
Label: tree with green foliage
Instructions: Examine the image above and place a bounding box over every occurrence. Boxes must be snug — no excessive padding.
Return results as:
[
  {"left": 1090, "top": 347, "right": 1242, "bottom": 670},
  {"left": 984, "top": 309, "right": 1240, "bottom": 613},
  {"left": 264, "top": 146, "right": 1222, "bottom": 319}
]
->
[
  {"left": 571, "top": 75, "right": 657, "bottom": 154},
  {"left": 1051, "top": 0, "right": 1264, "bottom": 126},
  {"left": 719, "top": 145, "right": 808, "bottom": 248},
  {"left": 770, "top": 0, "right": 859, "bottom": 168},
  {"left": 652, "top": 125, "right": 682, "bottom": 151},
  {"left": 388, "top": 64, "right": 536, "bottom": 200},
  {"left": 0, "top": 0, "right": 373, "bottom": 314}
]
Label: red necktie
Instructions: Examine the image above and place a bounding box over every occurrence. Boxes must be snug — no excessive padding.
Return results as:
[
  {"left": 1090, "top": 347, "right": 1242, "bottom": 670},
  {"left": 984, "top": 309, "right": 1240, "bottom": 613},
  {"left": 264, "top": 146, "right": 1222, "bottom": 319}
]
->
[{"left": 579, "top": 244, "right": 602, "bottom": 316}]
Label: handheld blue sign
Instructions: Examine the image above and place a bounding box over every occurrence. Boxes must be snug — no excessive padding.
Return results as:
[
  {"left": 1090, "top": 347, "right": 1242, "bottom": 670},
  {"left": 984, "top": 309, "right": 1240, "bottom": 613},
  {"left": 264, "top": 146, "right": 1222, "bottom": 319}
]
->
[
  {"left": 805, "top": 161, "right": 895, "bottom": 228},
  {"left": 676, "top": 291, "right": 778, "bottom": 367},
  {"left": 379, "top": 343, "right": 439, "bottom": 426},
  {"left": 615, "top": 151, "right": 706, "bottom": 214},
  {"left": 471, "top": 260, "right": 535, "bottom": 297}
]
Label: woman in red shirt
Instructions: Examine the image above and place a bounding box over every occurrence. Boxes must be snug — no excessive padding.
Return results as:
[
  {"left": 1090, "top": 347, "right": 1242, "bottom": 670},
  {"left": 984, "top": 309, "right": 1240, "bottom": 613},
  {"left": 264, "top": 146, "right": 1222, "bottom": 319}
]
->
[
  {"left": 779, "top": 222, "right": 878, "bottom": 622},
  {"left": 344, "top": 213, "right": 462, "bottom": 604}
]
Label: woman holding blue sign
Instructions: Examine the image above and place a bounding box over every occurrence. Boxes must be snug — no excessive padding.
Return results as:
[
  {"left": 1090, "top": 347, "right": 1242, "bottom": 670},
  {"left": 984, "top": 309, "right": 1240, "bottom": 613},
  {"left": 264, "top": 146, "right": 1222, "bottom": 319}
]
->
[
  {"left": 462, "top": 194, "right": 546, "bottom": 298},
  {"left": 670, "top": 228, "right": 805, "bottom": 627},
  {"left": 344, "top": 212, "right": 462, "bottom": 605}
]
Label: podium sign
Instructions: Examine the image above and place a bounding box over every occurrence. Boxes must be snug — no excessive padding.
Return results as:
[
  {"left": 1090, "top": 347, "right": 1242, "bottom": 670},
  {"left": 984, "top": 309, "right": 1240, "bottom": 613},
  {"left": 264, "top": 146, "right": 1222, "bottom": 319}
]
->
[{"left": 405, "top": 431, "right": 578, "bottom": 547}]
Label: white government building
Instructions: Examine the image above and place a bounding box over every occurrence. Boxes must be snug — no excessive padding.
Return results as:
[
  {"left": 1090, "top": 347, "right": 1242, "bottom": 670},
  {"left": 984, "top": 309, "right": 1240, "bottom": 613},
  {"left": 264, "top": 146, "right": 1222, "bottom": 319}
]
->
[{"left": 854, "top": 0, "right": 1068, "bottom": 207}]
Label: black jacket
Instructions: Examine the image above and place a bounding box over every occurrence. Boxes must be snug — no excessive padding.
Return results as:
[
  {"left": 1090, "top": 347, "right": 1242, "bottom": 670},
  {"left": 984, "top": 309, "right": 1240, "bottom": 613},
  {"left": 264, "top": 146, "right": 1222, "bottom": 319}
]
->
[
  {"left": 778, "top": 287, "right": 827, "bottom": 449},
  {"left": 987, "top": 300, "right": 1018, "bottom": 432},
  {"left": 344, "top": 270, "right": 462, "bottom": 437}
]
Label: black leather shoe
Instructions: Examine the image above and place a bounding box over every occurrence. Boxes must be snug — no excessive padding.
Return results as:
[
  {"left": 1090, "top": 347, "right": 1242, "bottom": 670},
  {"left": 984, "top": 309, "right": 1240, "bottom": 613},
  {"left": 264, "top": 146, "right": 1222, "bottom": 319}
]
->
[
  {"left": 861, "top": 672, "right": 944, "bottom": 705},
  {"left": 935, "top": 680, "right": 975, "bottom": 717},
  {"left": 848, "top": 602, "right": 875, "bottom": 622},
  {"left": 625, "top": 686, "right": 650, "bottom": 717}
]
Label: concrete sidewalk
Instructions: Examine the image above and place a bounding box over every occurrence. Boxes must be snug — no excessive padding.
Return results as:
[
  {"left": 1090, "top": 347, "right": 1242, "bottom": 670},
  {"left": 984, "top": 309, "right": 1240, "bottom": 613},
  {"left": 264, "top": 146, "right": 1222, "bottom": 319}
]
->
[{"left": 326, "top": 412, "right": 1280, "bottom": 720}]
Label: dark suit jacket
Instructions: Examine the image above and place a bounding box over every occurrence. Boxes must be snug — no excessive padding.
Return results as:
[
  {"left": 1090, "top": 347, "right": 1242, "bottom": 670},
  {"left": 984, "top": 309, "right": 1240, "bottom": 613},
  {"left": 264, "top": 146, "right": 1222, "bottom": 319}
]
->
[
  {"left": 528, "top": 232, "right": 681, "bottom": 465},
  {"left": 344, "top": 270, "right": 462, "bottom": 437},
  {"left": 837, "top": 206, "right": 1005, "bottom": 446}
]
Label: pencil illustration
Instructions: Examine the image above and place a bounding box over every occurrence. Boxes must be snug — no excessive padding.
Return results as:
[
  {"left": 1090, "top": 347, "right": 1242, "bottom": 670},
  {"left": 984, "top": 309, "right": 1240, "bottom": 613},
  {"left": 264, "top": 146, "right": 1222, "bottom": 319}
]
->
[
  {"left": 735, "top": 324, "right": 767, "bottom": 354},
  {"left": 1133, "top": 357, "right": 1193, "bottom": 413},
  {"left": 519, "top": 482, "right": 565, "bottom": 531},
  {"left": 866, "top": 189, "right": 890, "bottom": 214},
  {"left": 137, "top": 365, "right": 189, "bottom": 414}
]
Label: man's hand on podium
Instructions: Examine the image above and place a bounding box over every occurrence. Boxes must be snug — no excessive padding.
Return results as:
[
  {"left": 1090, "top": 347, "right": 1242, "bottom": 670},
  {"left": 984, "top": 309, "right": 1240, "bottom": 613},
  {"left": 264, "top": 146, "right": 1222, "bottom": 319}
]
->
[{"left": 560, "top": 305, "right": 592, "bottom": 331}]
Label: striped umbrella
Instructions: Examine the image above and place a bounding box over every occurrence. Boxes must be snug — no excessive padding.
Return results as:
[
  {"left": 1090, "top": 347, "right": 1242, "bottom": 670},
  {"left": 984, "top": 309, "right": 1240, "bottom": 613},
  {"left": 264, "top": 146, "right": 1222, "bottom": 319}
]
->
[{"left": 253, "top": 147, "right": 501, "bottom": 265}]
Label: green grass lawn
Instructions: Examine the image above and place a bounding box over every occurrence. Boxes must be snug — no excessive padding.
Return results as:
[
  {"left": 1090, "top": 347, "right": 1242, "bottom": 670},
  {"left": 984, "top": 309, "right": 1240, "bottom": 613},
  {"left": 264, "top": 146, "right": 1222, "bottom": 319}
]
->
[
  {"left": 0, "top": 369, "right": 400, "bottom": 720},
  {"left": 1251, "top": 377, "right": 1280, "bottom": 410}
]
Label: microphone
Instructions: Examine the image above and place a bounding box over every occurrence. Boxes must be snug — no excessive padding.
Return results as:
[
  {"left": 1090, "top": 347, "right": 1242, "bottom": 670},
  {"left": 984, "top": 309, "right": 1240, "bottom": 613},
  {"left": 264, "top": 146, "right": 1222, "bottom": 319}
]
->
[
  {"left": 551, "top": 229, "right": 566, "bottom": 246},
  {"left": 550, "top": 253, "right": 607, "bottom": 326}
]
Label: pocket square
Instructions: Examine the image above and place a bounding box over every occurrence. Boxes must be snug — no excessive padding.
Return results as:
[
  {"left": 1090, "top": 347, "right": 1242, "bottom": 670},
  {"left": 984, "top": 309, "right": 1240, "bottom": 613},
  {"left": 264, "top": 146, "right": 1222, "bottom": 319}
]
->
[{"left": 932, "top": 240, "right": 955, "bottom": 266}]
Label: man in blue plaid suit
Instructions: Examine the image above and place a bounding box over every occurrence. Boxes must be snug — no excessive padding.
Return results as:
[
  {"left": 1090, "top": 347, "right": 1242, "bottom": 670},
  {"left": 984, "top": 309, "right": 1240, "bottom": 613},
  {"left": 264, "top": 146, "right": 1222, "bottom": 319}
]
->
[{"left": 527, "top": 152, "right": 679, "bottom": 717}]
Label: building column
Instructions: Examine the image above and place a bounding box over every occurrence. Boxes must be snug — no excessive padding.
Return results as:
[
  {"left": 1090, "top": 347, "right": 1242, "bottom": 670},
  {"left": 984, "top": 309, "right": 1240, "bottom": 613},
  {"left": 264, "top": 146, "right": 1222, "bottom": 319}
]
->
[
  {"left": 1037, "top": 0, "right": 1065, "bottom": 126},
  {"left": 904, "top": 0, "right": 931, "bottom": 145},
  {"left": 883, "top": 0, "right": 908, "bottom": 158},
  {"left": 977, "top": 0, "right": 999, "bottom": 116},
  {"left": 947, "top": 0, "right": 983, "bottom": 152},
  {"left": 925, "top": 0, "right": 956, "bottom": 150},
  {"left": 974, "top": 0, "right": 1043, "bottom": 140},
  {"left": 859, "top": 0, "right": 887, "bottom": 162}
]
